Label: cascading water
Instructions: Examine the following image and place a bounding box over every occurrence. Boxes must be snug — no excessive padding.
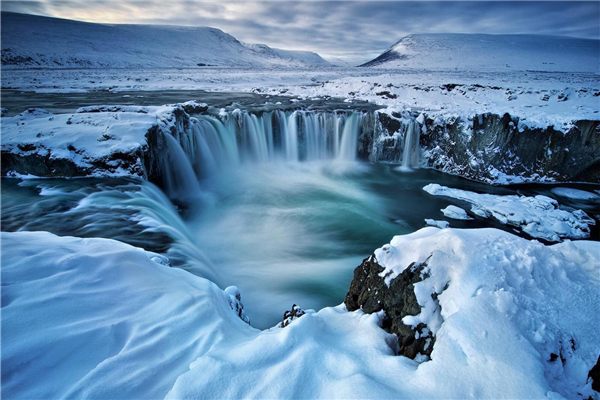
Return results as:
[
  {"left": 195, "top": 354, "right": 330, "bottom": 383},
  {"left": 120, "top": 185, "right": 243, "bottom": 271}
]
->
[
  {"left": 190, "top": 110, "right": 364, "bottom": 169},
  {"left": 401, "top": 120, "right": 421, "bottom": 169},
  {"left": 161, "top": 134, "right": 201, "bottom": 199}
]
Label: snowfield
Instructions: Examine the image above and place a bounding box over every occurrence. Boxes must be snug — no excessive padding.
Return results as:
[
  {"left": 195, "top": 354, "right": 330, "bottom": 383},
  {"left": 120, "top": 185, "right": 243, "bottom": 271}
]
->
[
  {"left": 1, "top": 12, "right": 330, "bottom": 68},
  {"left": 424, "top": 184, "right": 596, "bottom": 242},
  {"left": 2, "top": 229, "right": 599, "bottom": 399}
]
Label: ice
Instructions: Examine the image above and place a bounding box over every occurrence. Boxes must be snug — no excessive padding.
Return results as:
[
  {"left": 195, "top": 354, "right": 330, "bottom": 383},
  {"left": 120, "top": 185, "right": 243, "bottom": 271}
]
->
[
  {"left": 441, "top": 205, "right": 473, "bottom": 220},
  {"left": 425, "top": 219, "right": 450, "bottom": 229},
  {"left": 424, "top": 183, "right": 594, "bottom": 242},
  {"left": 551, "top": 187, "right": 600, "bottom": 202}
]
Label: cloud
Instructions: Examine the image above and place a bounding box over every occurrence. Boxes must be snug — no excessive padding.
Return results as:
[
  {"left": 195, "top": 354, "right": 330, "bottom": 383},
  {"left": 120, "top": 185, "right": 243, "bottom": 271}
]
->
[{"left": 2, "top": 1, "right": 599, "bottom": 64}]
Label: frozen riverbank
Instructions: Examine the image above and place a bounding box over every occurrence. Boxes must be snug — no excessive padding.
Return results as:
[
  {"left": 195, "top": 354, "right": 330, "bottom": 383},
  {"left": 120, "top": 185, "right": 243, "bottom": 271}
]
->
[{"left": 2, "top": 228, "right": 599, "bottom": 399}]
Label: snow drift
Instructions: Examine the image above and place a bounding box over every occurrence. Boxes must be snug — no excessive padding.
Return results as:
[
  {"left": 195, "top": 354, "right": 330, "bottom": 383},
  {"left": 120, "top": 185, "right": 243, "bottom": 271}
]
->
[
  {"left": 361, "top": 33, "right": 600, "bottom": 72},
  {"left": 1, "top": 12, "right": 330, "bottom": 68},
  {"left": 2, "top": 228, "right": 599, "bottom": 399}
]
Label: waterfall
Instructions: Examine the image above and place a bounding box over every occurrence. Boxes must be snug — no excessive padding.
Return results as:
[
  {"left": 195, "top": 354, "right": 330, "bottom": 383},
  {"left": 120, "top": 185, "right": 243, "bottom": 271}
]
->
[
  {"left": 188, "top": 110, "right": 366, "bottom": 168},
  {"left": 401, "top": 120, "right": 421, "bottom": 169},
  {"left": 161, "top": 134, "right": 202, "bottom": 198},
  {"left": 156, "top": 109, "right": 377, "bottom": 198},
  {"left": 338, "top": 112, "right": 361, "bottom": 160}
]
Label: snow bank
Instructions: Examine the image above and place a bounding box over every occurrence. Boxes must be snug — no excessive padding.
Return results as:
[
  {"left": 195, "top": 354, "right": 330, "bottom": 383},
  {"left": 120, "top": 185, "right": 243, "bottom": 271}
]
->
[
  {"left": 424, "top": 183, "right": 595, "bottom": 242},
  {"left": 0, "top": 104, "right": 201, "bottom": 180},
  {"left": 1, "top": 231, "right": 256, "bottom": 399},
  {"left": 3, "top": 229, "right": 599, "bottom": 399},
  {"left": 169, "top": 228, "right": 600, "bottom": 399},
  {"left": 1, "top": 108, "right": 158, "bottom": 177}
]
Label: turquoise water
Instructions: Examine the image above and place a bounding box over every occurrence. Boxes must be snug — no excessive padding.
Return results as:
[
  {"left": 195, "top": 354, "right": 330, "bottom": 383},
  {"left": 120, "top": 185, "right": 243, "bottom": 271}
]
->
[{"left": 2, "top": 162, "right": 599, "bottom": 328}]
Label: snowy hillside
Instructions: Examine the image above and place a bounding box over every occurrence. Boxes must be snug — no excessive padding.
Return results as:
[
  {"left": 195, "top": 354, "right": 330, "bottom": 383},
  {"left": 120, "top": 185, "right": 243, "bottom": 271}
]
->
[
  {"left": 0, "top": 12, "right": 330, "bottom": 68},
  {"left": 361, "top": 33, "right": 600, "bottom": 72}
]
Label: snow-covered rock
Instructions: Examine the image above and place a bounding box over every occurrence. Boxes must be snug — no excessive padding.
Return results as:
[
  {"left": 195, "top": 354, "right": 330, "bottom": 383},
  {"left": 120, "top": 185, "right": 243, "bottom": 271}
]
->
[
  {"left": 424, "top": 183, "right": 595, "bottom": 242},
  {"left": 0, "top": 104, "right": 201, "bottom": 189},
  {"left": 1, "top": 12, "right": 330, "bottom": 69},
  {"left": 168, "top": 228, "right": 600, "bottom": 399},
  {"left": 1, "top": 108, "right": 158, "bottom": 178},
  {"left": 425, "top": 219, "right": 450, "bottom": 229},
  {"left": 551, "top": 187, "right": 600, "bottom": 202},
  {"left": 441, "top": 205, "right": 473, "bottom": 220},
  {"left": 361, "top": 33, "right": 599, "bottom": 73}
]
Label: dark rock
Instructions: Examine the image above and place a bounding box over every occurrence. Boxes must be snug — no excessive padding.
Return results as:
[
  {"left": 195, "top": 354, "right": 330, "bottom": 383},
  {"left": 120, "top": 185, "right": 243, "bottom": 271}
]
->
[
  {"left": 345, "top": 254, "right": 439, "bottom": 359},
  {"left": 589, "top": 355, "right": 600, "bottom": 392},
  {"left": 375, "top": 91, "right": 398, "bottom": 99},
  {"left": 279, "top": 304, "right": 306, "bottom": 328},
  {"left": 374, "top": 111, "right": 600, "bottom": 184}
]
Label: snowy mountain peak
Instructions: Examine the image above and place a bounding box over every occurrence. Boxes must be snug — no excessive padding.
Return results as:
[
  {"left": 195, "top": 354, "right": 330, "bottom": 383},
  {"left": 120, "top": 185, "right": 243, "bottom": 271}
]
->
[
  {"left": 1, "top": 12, "right": 330, "bottom": 68},
  {"left": 361, "top": 33, "right": 600, "bottom": 72}
]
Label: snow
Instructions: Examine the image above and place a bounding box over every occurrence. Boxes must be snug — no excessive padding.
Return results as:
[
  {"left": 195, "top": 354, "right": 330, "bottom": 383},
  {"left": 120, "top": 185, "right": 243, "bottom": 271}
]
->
[
  {"left": 362, "top": 33, "right": 599, "bottom": 73},
  {"left": 551, "top": 187, "right": 600, "bottom": 202},
  {"left": 425, "top": 219, "right": 450, "bottom": 229},
  {"left": 423, "top": 183, "right": 595, "bottom": 242},
  {"left": 1, "top": 12, "right": 330, "bottom": 69},
  {"left": 1, "top": 107, "right": 161, "bottom": 177},
  {"left": 440, "top": 205, "right": 473, "bottom": 220},
  {"left": 0, "top": 231, "right": 256, "bottom": 400},
  {"left": 3, "top": 228, "right": 599, "bottom": 399}
]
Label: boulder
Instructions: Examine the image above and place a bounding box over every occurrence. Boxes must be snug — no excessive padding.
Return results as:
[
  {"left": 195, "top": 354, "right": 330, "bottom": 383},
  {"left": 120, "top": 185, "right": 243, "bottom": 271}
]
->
[{"left": 345, "top": 254, "right": 438, "bottom": 359}]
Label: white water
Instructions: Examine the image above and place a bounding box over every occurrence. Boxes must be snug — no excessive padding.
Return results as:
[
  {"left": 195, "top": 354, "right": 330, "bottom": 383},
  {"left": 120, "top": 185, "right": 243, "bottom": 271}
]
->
[
  {"left": 401, "top": 120, "right": 420, "bottom": 169},
  {"left": 160, "top": 110, "right": 369, "bottom": 192}
]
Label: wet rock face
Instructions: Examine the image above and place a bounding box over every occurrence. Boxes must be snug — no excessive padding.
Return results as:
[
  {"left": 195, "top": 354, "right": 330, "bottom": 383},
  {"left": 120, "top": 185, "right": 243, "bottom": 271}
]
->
[
  {"left": 373, "top": 112, "right": 600, "bottom": 184},
  {"left": 423, "top": 113, "right": 600, "bottom": 183},
  {"left": 345, "top": 255, "right": 436, "bottom": 359}
]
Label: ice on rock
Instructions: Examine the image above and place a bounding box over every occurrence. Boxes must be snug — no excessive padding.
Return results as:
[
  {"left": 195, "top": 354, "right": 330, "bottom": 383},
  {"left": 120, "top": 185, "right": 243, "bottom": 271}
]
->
[
  {"left": 425, "top": 219, "right": 450, "bottom": 229},
  {"left": 551, "top": 187, "right": 600, "bottom": 202},
  {"left": 441, "top": 205, "right": 473, "bottom": 220},
  {"left": 424, "top": 183, "right": 594, "bottom": 241}
]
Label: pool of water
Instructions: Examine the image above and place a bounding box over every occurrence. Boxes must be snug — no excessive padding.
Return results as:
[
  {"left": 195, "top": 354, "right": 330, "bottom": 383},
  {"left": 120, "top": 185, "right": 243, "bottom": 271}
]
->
[{"left": 3, "top": 162, "right": 599, "bottom": 328}]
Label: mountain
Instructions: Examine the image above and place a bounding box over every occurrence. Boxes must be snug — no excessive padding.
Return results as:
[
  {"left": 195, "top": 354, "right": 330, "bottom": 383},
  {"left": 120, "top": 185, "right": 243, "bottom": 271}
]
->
[
  {"left": 360, "top": 33, "right": 599, "bottom": 72},
  {"left": 0, "top": 12, "right": 330, "bottom": 68}
]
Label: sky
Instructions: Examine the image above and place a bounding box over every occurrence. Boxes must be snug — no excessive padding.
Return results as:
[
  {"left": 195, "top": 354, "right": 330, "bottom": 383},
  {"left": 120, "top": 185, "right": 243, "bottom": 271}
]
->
[{"left": 2, "top": 1, "right": 599, "bottom": 64}]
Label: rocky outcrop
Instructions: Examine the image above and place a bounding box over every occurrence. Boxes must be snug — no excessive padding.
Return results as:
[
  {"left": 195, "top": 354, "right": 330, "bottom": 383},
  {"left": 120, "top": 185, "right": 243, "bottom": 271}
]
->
[
  {"left": 1, "top": 105, "right": 195, "bottom": 186},
  {"left": 372, "top": 111, "right": 600, "bottom": 184},
  {"left": 345, "top": 254, "right": 438, "bottom": 359},
  {"left": 3, "top": 104, "right": 598, "bottom": 186},
  {"left": 224, "top": 286, "right": 251, "bottom": 325},
  {"left": 279, "top": 304, "right": 306, "bottom": 328}
]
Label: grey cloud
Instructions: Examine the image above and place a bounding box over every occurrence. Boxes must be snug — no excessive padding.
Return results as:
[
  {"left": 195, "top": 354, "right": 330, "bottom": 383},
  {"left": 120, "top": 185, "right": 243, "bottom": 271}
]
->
[{"left": 2, "top": 1, "right": 599, "bottom": 64}]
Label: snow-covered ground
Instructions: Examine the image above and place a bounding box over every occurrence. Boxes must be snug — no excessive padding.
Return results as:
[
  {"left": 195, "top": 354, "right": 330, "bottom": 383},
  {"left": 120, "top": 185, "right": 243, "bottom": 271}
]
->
[
  {"left": 361, "top": 33, "right": 599, "bottom": 72},
  {"left": 424, "top": 183, "right": 596, "bottom": 242},
  {"left": 1, "top": 107, "right": 159, "bottom": 177},
  {"left": 3, "top": 228, "right": 599, "bottom": 399},
  {"left": 3, "top": 66, "right": 597, "bottom": 133},
  {"left": 1, "top": 12, "right": 330, "bottom": 68}
]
